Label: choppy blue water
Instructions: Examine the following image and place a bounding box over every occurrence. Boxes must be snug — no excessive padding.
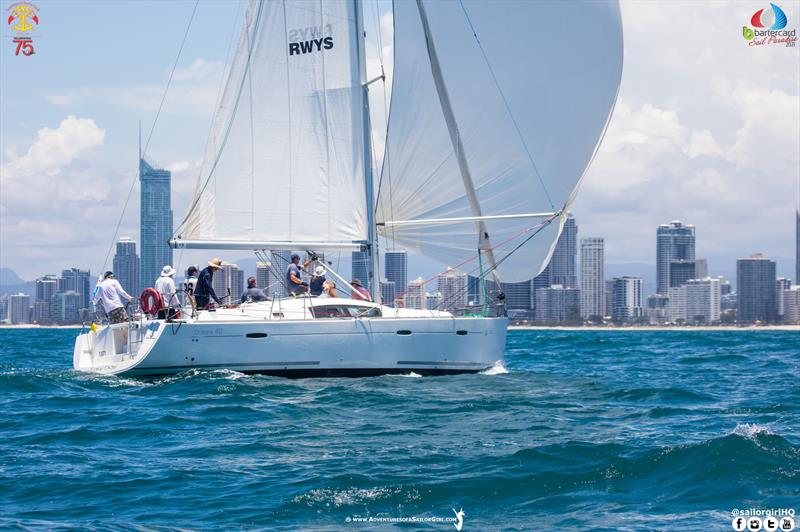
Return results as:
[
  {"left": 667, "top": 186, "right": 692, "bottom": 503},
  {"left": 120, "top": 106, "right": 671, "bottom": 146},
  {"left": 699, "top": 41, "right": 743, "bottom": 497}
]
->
[{"left": 0, "top": 329, "right": 798, "bottom": 531}]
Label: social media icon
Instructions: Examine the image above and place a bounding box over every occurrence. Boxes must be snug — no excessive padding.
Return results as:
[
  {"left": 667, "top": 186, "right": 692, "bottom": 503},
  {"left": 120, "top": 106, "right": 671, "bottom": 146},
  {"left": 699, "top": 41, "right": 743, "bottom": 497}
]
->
[
  {"left": 780, "top": 516, "right": 795, "bottom": 531},
  {"left": 734, "top": 517, "right": 749, "bottom": 531},
  {"left": 750, "top": 518, "right": 763, "bottom": 531},
  {"left": 765, "top": 517, "right": 780, "bottom": 531}
]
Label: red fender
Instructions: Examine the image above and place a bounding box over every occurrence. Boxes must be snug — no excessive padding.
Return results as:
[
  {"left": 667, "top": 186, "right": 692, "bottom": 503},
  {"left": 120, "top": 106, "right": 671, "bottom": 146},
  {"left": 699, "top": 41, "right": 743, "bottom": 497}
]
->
[{"left": 139, "top": 288, "right": 162, "bottom": 316}]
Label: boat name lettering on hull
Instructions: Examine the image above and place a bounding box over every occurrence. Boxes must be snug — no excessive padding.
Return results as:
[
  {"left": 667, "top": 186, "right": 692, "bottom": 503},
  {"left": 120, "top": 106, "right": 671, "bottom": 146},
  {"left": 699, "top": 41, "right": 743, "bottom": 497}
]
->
[{"left": 288, "top": 24, "right": 334, "bottom": 56}]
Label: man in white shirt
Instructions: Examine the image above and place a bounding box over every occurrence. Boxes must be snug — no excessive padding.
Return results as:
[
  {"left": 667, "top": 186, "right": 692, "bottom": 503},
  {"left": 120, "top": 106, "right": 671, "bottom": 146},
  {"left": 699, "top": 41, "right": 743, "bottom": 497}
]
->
[
  {"left": 155, "top": 265, "right": 178, "bottom": 319},
  {"left": 93, "top": 271, "right": 134, "bottom": 324}
]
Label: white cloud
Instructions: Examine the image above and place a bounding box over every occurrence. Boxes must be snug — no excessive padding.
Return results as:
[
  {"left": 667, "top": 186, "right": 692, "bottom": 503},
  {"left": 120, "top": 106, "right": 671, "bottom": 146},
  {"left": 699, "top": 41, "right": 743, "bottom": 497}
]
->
[
  {"left": 0, "top": 116, "right": 140, "bottom": 278},
  {"left": 42, "top": 57, "right": 225, "bottom": 116},
  {"left": 3, "top": 116, "right": 105, "bottom": 177}
]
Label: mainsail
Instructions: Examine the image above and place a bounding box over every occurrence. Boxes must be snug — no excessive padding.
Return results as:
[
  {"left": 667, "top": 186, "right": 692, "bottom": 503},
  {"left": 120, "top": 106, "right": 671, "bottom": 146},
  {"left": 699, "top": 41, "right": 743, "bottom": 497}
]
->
[
  {"left": 175, "top": 0, "right": 368, "bottom": 249},
  {"left": 377, "top": 0, "right": 623, "bottom": 283}
]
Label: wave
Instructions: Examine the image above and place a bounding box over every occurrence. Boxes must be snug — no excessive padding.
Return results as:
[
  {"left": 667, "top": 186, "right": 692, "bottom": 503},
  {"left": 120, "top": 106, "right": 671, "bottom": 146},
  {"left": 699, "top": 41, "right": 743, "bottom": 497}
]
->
[{"left": 480, "top": 360, "right": 509, "bottom": 375}]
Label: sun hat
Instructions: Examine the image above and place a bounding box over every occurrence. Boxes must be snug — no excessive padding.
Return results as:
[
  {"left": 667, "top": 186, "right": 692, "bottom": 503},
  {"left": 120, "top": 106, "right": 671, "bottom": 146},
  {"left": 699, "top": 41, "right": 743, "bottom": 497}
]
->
[
  {"left": 208, "top": 258, "right": 224, "bottom": 268},
  {"left": 314, "top": 265, "right": 326, "bottom": 276},
  {"left": 351, "top": 278, "right": 362, "bottom": 286},
  {"left": 160, "top": 265, "right": 177, "bottom": 277}
]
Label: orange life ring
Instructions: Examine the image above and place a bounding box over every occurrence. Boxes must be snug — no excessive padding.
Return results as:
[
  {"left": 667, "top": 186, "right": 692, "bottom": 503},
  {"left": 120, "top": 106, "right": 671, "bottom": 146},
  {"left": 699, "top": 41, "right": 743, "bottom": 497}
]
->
[{"left": 140, "top": 288, "right": 162, "bottom": 316}]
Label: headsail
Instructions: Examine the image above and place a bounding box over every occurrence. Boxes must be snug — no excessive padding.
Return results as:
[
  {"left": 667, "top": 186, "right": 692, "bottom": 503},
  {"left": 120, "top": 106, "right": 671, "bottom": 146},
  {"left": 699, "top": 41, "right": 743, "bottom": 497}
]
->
[
  {"left": 175, "top": 0, "right": 368, "bottom": 249},
  {"left": 377, "top": 0, "right": 623, "bottom": 283}
]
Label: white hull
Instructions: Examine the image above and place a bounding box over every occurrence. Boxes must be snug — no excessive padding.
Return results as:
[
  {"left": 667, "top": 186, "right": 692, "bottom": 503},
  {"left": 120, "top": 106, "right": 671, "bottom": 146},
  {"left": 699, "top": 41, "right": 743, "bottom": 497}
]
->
[{"left": 74, "top": 300, "right": 507, "bottom": 378}]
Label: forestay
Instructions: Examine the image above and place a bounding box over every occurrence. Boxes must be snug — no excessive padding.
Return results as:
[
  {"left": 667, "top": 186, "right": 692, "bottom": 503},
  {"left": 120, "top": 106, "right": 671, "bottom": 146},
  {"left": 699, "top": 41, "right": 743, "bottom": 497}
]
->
[
  {"left": 377, "top": 0, "right": 623, "bottom": 283},
  {"left": 175, "top": 0, "right": 368, "bottom": 248}
]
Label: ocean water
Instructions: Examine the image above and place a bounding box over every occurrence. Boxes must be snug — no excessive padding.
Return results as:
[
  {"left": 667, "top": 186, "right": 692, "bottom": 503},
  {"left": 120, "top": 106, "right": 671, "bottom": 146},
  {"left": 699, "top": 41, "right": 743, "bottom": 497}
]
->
[{"left": 0, "top": 329, "right": 797, "bottom": 531}]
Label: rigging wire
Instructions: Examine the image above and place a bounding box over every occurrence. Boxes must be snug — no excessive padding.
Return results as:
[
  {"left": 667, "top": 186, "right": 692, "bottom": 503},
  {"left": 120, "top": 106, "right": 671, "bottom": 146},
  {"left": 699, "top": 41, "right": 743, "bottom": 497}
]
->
[
  {"left": 457, "top": 0, "right": 555, "bottom": 211},
  {"left": 99, "top": 0, "right": 200, "bottom": 276}
]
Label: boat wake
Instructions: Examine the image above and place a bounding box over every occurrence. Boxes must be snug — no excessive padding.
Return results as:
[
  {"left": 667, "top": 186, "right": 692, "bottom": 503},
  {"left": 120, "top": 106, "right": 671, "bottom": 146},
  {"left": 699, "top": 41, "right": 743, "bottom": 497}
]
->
[{"left": 481, "top": 360, "right": 509, "bottom": 375}]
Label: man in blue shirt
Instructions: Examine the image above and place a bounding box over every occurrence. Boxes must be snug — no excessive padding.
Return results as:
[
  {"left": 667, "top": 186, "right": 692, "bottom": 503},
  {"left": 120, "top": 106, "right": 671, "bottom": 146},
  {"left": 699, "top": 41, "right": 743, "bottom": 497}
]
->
[
  {"left": 241, "top": 276, "right": 267, "bottom": 303},
  {"left": 286, "top": 254, "right": 312, "bottom": 295}
]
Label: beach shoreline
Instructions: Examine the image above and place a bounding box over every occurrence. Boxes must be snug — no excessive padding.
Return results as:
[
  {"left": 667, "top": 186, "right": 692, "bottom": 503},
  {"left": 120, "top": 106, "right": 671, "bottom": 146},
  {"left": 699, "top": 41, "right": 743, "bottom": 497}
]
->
[
  {"left": 0, "top": 324, "right": 796, "bottom": 332},
  {"left": 509, "top": 325, "right": 800, "bottom": 331}
]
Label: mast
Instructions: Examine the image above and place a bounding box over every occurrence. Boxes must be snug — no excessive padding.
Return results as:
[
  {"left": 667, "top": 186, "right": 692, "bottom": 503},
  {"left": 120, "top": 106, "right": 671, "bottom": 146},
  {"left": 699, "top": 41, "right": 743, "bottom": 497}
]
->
[
  {"left": 415, "top": 0, "right": 501, "bottom": 290},
  {"left": 355, "top": 0, "right": 380, "bottom": 303}
]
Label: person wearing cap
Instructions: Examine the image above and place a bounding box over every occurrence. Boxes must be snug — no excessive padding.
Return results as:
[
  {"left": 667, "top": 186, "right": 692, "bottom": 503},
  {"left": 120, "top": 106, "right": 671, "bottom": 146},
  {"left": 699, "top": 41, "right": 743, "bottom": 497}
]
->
[
  {"left": 309, "top": 265, "right": 327, "bottom": 296},
  {"left": 241, "top": 276, "right": 267, "bottom": 303},
  {"left": 350, "top": 279, "right": 371, "bottom": 301},
  {"left": 286, "top": 254, "right": 312, "bottom": 295},
  {"left": 155, "top": 265, "right": 178, "bottom": 319},
  {"left": 93, "top": 271, "right": 134, "bottom": 324},
  {"left": 195, "top": 258, "right": 224, "bottom": 309}
]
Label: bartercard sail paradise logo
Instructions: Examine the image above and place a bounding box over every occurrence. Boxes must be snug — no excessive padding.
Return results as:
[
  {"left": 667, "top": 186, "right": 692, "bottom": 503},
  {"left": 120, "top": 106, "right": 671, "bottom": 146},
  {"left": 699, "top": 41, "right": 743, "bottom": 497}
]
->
[
  {"left": 6, "top": 1, "right": 38, "bottom": 56},
  {"left": 743, "top": 3, "right": 797, "bottom": 46}
]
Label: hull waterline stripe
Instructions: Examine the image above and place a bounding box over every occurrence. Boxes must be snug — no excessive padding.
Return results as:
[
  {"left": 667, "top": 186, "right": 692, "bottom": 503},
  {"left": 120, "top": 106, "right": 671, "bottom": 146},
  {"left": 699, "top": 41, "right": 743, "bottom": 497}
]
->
[
  {"left": 137, "top": 361, "right": 321, "bottom": 371},
  {"left": 396, "top": 360, "right": 485, "bottom": 366}
]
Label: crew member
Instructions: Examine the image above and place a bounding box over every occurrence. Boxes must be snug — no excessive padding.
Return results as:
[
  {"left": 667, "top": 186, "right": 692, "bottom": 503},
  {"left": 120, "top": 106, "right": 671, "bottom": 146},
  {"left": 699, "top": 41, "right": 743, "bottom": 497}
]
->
[
  {"left": 350, "top": 279, "right": 371, "bottom": 301},
  {"left": 93, "top": 271, "right": 134, "bottom": 324},
  {"left": 241, "top": 276, "right": 267, "bottom": 303},
  {"left": 155, "top": 265, "right": 178, "bottom": 319},
  {"left": 195, "top": 258, "right": 223, "bottom": 308}
]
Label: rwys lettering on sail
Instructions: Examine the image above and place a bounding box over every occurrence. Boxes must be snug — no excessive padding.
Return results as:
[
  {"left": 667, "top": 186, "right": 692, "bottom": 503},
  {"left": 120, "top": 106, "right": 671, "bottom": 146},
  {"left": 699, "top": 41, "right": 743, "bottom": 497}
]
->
[{"left": 288, "top": 24, "right": 333, "bottom": 56}]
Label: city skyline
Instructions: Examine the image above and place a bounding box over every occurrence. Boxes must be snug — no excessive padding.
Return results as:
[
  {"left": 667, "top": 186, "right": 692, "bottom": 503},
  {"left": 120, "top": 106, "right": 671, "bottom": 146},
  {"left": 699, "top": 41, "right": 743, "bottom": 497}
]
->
[{"left": 1, "top": 2, "right": 797, "bottom": 282}]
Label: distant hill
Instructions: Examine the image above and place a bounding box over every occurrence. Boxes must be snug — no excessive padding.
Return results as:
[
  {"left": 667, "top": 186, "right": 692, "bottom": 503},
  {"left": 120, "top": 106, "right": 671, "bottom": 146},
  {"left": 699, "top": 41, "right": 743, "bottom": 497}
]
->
[{"left": 0, "top": 267, "right": 25, "bottom": 285}]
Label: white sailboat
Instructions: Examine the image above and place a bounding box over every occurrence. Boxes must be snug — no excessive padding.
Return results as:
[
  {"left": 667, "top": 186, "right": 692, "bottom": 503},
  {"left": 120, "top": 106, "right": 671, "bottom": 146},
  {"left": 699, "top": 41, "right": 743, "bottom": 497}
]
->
[{"left": 73, "top": 0, "right": 623, "bottom": 377}]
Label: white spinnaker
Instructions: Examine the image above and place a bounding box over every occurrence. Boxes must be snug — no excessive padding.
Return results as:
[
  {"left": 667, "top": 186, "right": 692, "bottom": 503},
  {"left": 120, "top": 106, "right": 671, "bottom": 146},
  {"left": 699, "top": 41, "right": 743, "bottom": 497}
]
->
[
  {"left": 177, "top": 0, "right": 367, "bottom": 246},
  {"left": 378, "top": 0, "right": 623, "bottom": 283}
]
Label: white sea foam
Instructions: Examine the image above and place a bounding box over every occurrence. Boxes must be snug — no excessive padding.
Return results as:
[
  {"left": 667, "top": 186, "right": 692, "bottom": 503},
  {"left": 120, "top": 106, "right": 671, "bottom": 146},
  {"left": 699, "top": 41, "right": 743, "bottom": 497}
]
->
[
  {"left": 481, "top": 360, "right": 509, "bottom": 375},
  {"left": 732, "top": 423, "right": 774, "bottom": 439}
]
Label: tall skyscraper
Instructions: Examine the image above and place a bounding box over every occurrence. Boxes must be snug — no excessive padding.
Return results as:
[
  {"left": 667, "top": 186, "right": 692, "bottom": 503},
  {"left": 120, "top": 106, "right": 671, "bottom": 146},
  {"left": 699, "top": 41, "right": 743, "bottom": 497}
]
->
[
  {"left": 775, "top": 277, "right": 792, "bottom": 319},
  {"left": 53, "top": 291, "right": 81, "bottom": 324},
  {"left": 656, "top": 221, "right": 695, "bottom": 295},
  {"left": 113, "top": 237, "right": 140, "bottom": 297},
  {"left": 385, "top": 250, "right": 408, "bottom": 297},
  {"left": 580, "top": 237, "right": 604, "bottom": 318},
  {"left": 737, "top": 254, "right": 777, "bottom": 323},
  {"left": 213, "top": 263, "right": 244, "bottom": 304},
  {"left": 351, "top": 251, "right": 369, "bottom": 289},
  {"left": 611, "top": 277, "right": 643, "bottom": 321},
  {"left": 140, "top": 158, "right": 173, "bottom": 291},
  {"left": 256, "top": 262, "right": 270, "bottom": 292},
  {"left": 501, "top": 280, "right": 533, "bottom": 319},
  {"left": 34, "top": 275, "right": 58, "bottom": 324},
  {"left": 8, "top": 293, "right": 31, "bottom": 324},
  {"left": 668, "top": 278, "right": 720, "bottom": 323},
  {"left": 437, "top": 268, "right": 467, "bottom": 313},
  {"left": 60, "top": 268, "right": 91, "bottom": 310},
  {"left": 783, "top": 286, "right": 800, "bottom": 324},
  {"left": 534, "top": 285, "right": 580, "bottom": 324},
  {"left": 669, "top": 260, "right": 696, "bottom": 288},
  {"left": 550, "top": 215, "right": 577, "bottom": 288},
  {"left": 380, "top": 279, "right": 396, "bottom": 307},
  {"left": 270, "top": 250, "right": 292, "bottom": 297},
  {"left": 405, "top": 278, "right": 425, "bottom": 309}
]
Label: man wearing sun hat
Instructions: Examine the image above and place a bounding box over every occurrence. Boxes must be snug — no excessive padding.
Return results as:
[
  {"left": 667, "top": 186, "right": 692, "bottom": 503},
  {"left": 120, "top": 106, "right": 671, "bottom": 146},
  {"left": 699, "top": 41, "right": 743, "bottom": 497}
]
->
[
  {"left": 195, "top": 258, "right": 224, "bottom": 309},
  {"left": 154, "top": 265, "right": 178, "bottom": 319}
]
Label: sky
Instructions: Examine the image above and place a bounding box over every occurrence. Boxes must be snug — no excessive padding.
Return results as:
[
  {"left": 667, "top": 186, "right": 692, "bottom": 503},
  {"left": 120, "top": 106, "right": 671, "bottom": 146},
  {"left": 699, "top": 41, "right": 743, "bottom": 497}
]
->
[{"left": 1, "top": 0, "right": 798, "bottom": 285}]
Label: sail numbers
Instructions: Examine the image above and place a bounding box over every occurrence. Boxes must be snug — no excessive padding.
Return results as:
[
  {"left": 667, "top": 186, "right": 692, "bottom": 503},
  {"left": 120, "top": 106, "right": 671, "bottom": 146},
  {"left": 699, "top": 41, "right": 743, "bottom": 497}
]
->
[{"left": 288, "top": 24, "right": 334, "bottom": 56}]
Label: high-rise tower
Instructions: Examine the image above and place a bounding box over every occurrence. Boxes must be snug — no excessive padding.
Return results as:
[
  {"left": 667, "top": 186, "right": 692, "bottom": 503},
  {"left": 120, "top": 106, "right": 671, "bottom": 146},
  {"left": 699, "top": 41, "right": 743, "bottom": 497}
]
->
[
  {"left": 580, "top": 237, "right": 605, "bottom": 318},
  {"left": 656, "top": 221, "right": 695, "bottom": 295},
  {"left": 140, "top": 158, "right": 173, "bottom": 291}
]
